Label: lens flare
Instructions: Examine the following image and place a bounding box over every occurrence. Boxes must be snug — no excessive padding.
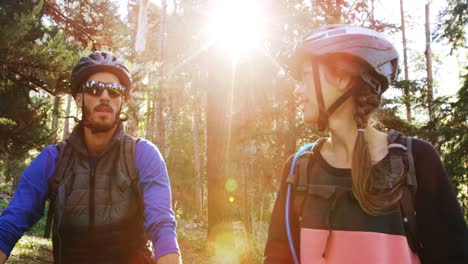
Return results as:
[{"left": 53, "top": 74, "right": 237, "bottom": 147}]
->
[
  {"left": 208, "top": 222, "right": 247, "bottom": 263},
  {"left": 225, "top": 178, "right": 238, "bottom": 193}
]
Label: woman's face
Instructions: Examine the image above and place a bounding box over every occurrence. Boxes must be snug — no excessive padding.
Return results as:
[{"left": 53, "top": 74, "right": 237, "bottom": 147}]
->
[
  {"left": 294, "top": 61, "right": 319, "bottom": 124},
  {"left": 294, "top": 60, "right": 351, "bottom": 124}
]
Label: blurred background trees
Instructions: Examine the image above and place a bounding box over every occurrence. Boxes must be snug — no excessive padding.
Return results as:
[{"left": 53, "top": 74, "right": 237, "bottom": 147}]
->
[{"left": 1, "top": 0, "right": 466, "bottom": 260}]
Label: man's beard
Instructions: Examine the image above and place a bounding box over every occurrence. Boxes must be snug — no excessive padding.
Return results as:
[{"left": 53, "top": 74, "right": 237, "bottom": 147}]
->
[{"left": 83, "top": 104, "right": 120, "bottom": 133}]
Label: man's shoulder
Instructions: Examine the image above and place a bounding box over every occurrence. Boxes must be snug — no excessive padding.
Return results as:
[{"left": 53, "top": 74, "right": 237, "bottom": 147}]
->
[
  {"left": 123, "top": 134, "right": 153, "bottom": 146},
  {"left": 122, "top": 134, "right": 154, "bottom": 151},
  {"left": 133, "top": 138, "right": 158, "bottom": 150},
  {"left": 23, "top": 144, "right": 60, "bottom": 182},
  {"left": 132, "top": 138, "right": 165, "bottom": 162},
  {"left": 41, "top": 144, "right": 60, "bottom": 160}
]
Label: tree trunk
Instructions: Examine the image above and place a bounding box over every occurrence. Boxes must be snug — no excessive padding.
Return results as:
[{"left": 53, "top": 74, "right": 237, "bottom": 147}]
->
[
  {"left": 51, "top": 94, "right": 61, "bottom": 143},
  {"left": 193, "top": 78, "right": 203, "bottom": 221},
  {"left": 146, "top": 72, "right": 154, "bottom": 141},
  {"left": 206, "top": 52, "right": 230, "bottom": 237},
  {"left": 425, "top": 3, "right": 434, "bottom": 122},
  {"left": 243, "top": 163, "right": 252, "bottom": 234},
  {"left": 400, "top": 0, "right": 412, "bottom": 123},
  {"left": 135, "top": 0, "right": 149, "bottom": 53},
  {"left": 157, "top": 0, "right": 167, "bottom": 154},
  {"left": 63, "top": 94, "right": 72, "bottom": 139},
  {"left": 202, "top": 83, "right": 207, "bottom": 223},
  {"left": 125, "top": 93, "right": 140, "bottom": 136}
]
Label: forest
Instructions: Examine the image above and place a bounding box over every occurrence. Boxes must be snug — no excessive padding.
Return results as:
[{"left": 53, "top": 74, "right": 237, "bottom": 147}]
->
[{"left": 0, "top": 0, "right": 466, "bottom": 263}]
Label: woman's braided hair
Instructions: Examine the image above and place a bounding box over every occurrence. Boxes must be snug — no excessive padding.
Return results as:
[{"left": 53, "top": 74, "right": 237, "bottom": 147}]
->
[{"left": 351, "top": 79, "right": 404, "bottom": 215}]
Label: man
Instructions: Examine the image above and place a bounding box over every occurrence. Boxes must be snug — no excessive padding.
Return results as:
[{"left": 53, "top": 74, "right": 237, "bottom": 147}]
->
[{"left": 0, "top": 51, "right": 181, "bottom": 263}]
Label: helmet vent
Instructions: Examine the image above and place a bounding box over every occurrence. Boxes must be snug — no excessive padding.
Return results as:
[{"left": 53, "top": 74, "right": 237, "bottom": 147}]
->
[
  {"left": 327, "top": 28, "right": 346, "bottom": 36},
  {"left": 304, "top": 32, "right": 326, "bottom": 43},
  {"left": 70, "top": 51, "right": 132, "bottom": 96}
]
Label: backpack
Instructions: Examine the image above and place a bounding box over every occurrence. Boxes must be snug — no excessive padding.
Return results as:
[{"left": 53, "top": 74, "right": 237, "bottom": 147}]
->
[
  {"left": 43, "top": 135, "right": 140, "bottom": 238},
  {"left": 289, "top": 130, "right": 421, "bottom": 253}
]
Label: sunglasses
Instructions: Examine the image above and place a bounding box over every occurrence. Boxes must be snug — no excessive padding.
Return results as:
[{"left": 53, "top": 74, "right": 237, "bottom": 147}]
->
[{"left": 81, "top": 81, "right": 126, "bottom": 98}]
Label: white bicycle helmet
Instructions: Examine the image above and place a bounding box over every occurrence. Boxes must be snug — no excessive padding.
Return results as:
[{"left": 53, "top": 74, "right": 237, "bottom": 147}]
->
[
  {"left": 294, "top": 24, "right": 399, "bottom": 94},
  {"left": 290, "top": 24, "right": 399, "bottom": 131}
]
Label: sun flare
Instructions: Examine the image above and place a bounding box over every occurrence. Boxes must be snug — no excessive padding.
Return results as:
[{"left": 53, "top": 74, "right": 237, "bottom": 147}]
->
[{"left": 205, "top": 0, "right": 267, "bottom": 56}]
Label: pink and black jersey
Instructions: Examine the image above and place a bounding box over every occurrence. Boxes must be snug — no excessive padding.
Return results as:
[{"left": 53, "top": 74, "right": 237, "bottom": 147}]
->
[{"left": 264, "top": 138, "right": 468, "bottom": 264}]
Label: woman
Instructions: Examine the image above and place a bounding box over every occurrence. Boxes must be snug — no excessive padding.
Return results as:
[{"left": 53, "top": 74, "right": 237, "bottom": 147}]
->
[{"left": 263, "top": 24, "right": 467, "bottom": 264}]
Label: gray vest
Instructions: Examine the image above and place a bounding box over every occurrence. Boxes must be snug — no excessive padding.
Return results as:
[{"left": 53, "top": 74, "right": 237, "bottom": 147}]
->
[{"left": 52, "top": 124, "right": 147, "bottom": 264}]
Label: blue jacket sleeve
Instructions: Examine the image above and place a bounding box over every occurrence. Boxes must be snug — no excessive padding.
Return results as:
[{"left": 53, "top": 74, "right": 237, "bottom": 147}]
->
[
  {"left": 0, "top": 145, "right": 58, "bottom": 256},
  {"left": 135, "top": 140, "right": 180, "bottom": 259}
]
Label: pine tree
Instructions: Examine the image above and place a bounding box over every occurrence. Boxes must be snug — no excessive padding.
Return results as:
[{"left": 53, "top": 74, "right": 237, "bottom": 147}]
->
[
  {"left": 0, "top": 1, "right": 75, "bottom": 184},
  {"left": 434, "top": 0, "right": 468, "bottom": 53}
]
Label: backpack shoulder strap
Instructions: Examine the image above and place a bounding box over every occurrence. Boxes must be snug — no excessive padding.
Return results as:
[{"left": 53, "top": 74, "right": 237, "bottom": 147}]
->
[
  {"left": 121, "top": 135, "right": 141, "bottom": 196},
  {"left": 387, "top": 130, "right": 417, "bottom": 192},
  {"left": 405, "top": 136, "right": 417, "bottom": 191},
  {"left": 44, "top": 140, "right": 72, "bottom": 238},
  {"left": 387, "top": 130, "right": 421, "bottom": 253},
  {"left": 292, "top": 138, "right": 327, "bottom": 218}
]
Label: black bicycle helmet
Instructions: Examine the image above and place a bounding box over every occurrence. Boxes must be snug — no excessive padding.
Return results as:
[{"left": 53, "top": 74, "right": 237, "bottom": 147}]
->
[{"left": 70, "top": 51, "right": 132, "bottom": 96}]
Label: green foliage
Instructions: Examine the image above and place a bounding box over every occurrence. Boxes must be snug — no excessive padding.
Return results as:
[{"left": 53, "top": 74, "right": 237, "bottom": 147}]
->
[
  {"left": 43, "top": 0, "right": 131, "bottom": 52},
  {"left": 0, "top": 87, "right": 52, "bottom": 182},
  {"left": 0, "top": 182, "right": 11, "bottom": 195},
  {"left": 0, "top": 0, "right": 74, "bottom": 182},
  {"left": 434, "top": 0, "right": 468, "bottom": 53},
  {"left": 8, "top": 235, "right": 52, "bottom": 263},
  {"left": 0, "top": 117, "right": 16, "bottom": 128},
  {"left": 0, "top": 0, "right": 132, "bottom": 184},
  {"left": 26, "top": 204, "right": 48, "bottom": 237},
  {"left": 0, "top": 199, "right": 7, "bottom": 211},
  {"left": 374, "top": 107, "right": 415, "bottom": 134},
  {"left": 0, "top": 1, "right": 77, "bottom": 95},
  {"left": 416, "top": 69, "right": 468, "bottom": 218}
]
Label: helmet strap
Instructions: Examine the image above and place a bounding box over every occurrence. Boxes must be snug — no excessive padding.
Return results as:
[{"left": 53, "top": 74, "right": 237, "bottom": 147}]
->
[
  {"left": 325, "top": 85, "right": 355, "bottom": 118},
  {"left": 312, "top": 62, "right": 356, "bottom": 132}
]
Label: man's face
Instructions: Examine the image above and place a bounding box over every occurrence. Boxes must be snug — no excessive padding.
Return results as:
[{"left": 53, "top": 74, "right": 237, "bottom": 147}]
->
[{"left": 75, "top": 72, "right": 123, "bottom": 132}]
